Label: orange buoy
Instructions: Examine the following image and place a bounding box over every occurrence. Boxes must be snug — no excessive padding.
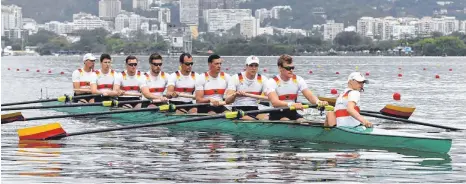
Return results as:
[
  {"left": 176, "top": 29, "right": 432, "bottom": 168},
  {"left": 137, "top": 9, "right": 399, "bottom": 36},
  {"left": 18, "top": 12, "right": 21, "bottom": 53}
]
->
[
  {"left": 335, "top": 72, "right": 339, "bottom": 74},
  {"left": 48, "top": 70, "right": 52, "bottom": 74},
  {"left": 398, "top": 73, "right": 402, "bottom": 77},
  {"left": 8, "top": 68, "right": 11, "bottom": 70},
  {"left": 449, "top": 69, "right": 452, "bottom": 71},
  {"left": 225, "top": 68, "right": 229, "bottom": 71},
  {"left": 393, "top": 92, "right": 401, "bottom": 101},
  {"left": 308, "top": 70, "right": 313, "bottom": 74},
  {"left": 365, "top": 72, "right": 369, "bottom": 76},
  {"left": 435, "top": 74, "right": 440, "bottom": 79},
  {"left": 423, "top": 68, "right": 426, "bottom": 70},
  {"left": 16, "top": 69, "right": 19, "bottom": 71},
  {"left": 398, "top": 67, "right": 401, "bottom": 70},
  {"left": 263, "top": 69, "right": 267, "bottom": 72},
  {"left": 36, "top": 69, "right": 40, "bottom": 72},
  {"left": 60, "top": 72, "right": 65, "bottom": 75},
  {"left": 26, "top": 69, "right": 29, "bottom": 71},
  {"left": 330, "top": 89, "right": 338, "bottom": 95}
]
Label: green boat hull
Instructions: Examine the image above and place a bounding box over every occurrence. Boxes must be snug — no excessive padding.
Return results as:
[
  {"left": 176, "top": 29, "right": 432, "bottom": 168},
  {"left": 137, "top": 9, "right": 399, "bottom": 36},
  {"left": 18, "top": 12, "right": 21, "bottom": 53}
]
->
[{"left": 41, "top": 102, "right": 452, "bottom": 154}]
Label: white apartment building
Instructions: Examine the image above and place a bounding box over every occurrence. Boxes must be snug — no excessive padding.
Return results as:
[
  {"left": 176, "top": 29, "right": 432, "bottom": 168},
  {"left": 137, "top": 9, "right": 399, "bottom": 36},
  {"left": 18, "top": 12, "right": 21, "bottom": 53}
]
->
[
  {"left": 73, "top": 13, "right": 107, "bottom": 30},
  {"left": 133, "top": 0, "right": 150, "bottom": 10},
  {"left": 115, "top": 13, "right": 129, "bottom": 31},
  {"left": 392, "top": 25, "right": 416, "bottom": 40},
  {"left": 323, "top": 20, "right": 344, "bottom": 41},
  {"left": 180, "top": 0, "right": 199, "bottom": 25},
  {"left": 415, "top": 16, "right": 460, "bottom": 36},
  {"left": 254, "top": 8, "right": 270, "bottom": 23},
  {"left": 204, "top": 9, "right": 251, "bottom": 32},
  {"left": 99, "top": 0, "right": 121, "bottom": 19},
  {"left": 158, "top": 7, "right": 171, "bottom": 23},
  {"left": 44, "top": 21, "right": 75, "bottom": 34},
  {"left": 270, "top": 6, "right": 291, "bottom": 19},
  {"left": 1, "top": 4, "right": 22, "bottom": 35},
  {"left": 240, "top": 17, "right": 259, "bottom": 38},
  {"left": 460, "top": 20, "right": 466, "bottom": 33},
  {"left": 129, "top": 14, "right": 142, "bottom": 31},
  {"left": 257, "top": 27, "right": 273, "bottom": 35},
  {"left": 22, "top": 18, "right": 38, "bottom": 35}
]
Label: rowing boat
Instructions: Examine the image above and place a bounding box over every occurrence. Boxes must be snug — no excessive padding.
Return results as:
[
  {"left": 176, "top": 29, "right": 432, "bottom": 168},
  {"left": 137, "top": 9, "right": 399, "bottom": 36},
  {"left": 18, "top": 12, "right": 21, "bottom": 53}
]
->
[{"left": 38, "top": 101, "right": 451, "bottom": 154}]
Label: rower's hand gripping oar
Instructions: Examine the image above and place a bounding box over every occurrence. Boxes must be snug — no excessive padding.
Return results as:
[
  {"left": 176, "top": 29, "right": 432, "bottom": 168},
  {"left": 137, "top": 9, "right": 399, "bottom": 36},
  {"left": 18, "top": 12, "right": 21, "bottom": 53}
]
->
[
  {"left": 1, "top": 94, "right": 103, "bottom": 107},
  {"left": 17, "top": 105, "right": 316, "bottom": 140},
  {"left": 1, "top": 103, "right": 210, "bottom": 124}
]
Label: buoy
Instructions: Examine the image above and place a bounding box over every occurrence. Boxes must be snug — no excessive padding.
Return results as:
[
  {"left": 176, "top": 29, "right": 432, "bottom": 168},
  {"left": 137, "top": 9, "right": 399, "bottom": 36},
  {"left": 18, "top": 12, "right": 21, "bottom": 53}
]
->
[
  {"left": 398, "top": 73, "right": 402, "bottom": 77},
  {"left": 393, "top": 92, "right": 401, "bottom": 101},
  {"left": 36, "top": 69, "right": 40, "bottom": 72},
  {"left": 48, "top": 70, "right": 52, "bottom": 74},
  {"left": 308, "top": 70, "right": 313, "bottom": 74},
  {"left": 355, "top": 66, "right": 359, "bottom": 70},
  {"left": 26, "top": 69, "right": 29, "bottom": 71},
  {"left": 435, "top": 74, "right": 440, "bottom": 79},
  {"left": 330, "top": 89, "right": 338, "bottom": 95},
  {"left": 335, "top": 72, "right": 339, "bottom": 75},
  {"left": 449, "top": 69, "right": 452, "bottom": 71},
  {"left": 423, "top": 68, "right": 426, "bottom": 70},
  {"left": 60, "top": 72, "right": 65, "bottom": 75},
  {"left": 365, "top": 72, "right": 369, "bottom": 76},
  {"left": 225, "top": 68, "right": 229, "bottom": 71},
  {"left": 398, "top": 67, "right": 401, "bottom": 70},
  {"left": 16, "top": 69, "right": 19, "bottom": 71},
  {"left": 8, "top": 68, "right": 11, "bottom": 70},
  {"left": 263, "top": 69, "right": 267, "bottom": 72}
]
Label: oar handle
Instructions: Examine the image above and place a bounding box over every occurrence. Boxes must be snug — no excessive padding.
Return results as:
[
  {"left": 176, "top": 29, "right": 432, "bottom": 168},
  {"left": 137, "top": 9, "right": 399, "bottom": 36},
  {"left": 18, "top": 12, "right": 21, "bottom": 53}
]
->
[
  {"left": 360, "top": 112, "right": 462, "bottom": 131},
  {"left": 1, "top": 94, "right": 103, "bottom": 107}
]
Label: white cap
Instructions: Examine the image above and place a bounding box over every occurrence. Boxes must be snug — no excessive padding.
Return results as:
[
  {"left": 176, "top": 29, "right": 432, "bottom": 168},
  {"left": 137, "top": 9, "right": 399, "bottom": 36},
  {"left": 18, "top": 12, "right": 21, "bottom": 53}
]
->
[
  {"left": 348, "top": 72, "right": 369, "bottom": 84},
  {"left": 245, "top": 56, "right": 259, "bottom": 65},
  {"left": 82, "top": 53, "right": 96, "bottom": 62}
]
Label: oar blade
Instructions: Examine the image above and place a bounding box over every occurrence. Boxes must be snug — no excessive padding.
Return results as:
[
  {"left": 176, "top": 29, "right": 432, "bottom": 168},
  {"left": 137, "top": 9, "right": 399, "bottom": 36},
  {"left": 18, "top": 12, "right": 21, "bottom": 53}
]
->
[
  {"left": 1, "top": 112, "right": 25, "bottom": 124},
  {"left": 18, "top": 123, "right": 67, "bottom": 140},
  {"left": 380, "top": 104, "right": 415, "bottom": 119}
]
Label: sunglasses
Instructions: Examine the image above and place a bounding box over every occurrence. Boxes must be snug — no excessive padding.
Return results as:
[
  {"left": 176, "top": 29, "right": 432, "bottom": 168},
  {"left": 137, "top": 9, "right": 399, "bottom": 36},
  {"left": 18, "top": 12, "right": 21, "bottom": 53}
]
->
[
  {"left": 248, "top": 64, "right": 259, "bottom": 67},
  {"left": 282, "top": 66, "right": 295, "bottom": 71},
  {"left": 127, "top": 63, "right": 138, "bottom": 67},
  {"left": 151, "top": 63, "right": 163, "bottom": 66},
  {"left": 183, "top": 62, "right": 194, "bottom": 66}
]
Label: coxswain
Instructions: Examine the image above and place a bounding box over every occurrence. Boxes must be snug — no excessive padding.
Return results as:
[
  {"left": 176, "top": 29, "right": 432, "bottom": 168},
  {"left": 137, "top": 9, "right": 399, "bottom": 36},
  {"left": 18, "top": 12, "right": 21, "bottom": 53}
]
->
[
  {"left": 324, "top": 72, "right": 372, "bottom": 127},
  {"left": 265, "top": 54, "right": 328, "bottom": 121},
  {"left": 225, "top": 56, "right": 268, "bottom": 120},
  {"left": 195, "top": 54, "right": 231, "bottom": 114},
  {"left": 72, "top": 53, "right": 96, "bottom": 103}
]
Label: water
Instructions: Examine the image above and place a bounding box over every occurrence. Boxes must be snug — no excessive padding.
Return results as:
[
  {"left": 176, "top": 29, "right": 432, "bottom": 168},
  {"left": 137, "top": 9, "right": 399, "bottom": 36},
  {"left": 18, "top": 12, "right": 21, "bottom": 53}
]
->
[{"left": 2, "top": 56, "right": 466, "bottom": 183}]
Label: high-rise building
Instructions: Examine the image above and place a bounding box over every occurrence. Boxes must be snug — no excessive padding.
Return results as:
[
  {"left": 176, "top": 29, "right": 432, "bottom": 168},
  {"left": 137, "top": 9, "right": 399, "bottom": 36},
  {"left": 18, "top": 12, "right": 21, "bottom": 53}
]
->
[
  {"left": 180, "top": 0, "right": 199, "bottom": 25},
  {"left": 115, "top": 13, "right": 129, "bottom": 31},
  {"left": 133, "top": 0, "right": 150, "bottom": 10},
  {"left": 323, "top": 20, "right": 344, "bottom": 41},
  {"left": 204, "top": 9, "right": 252, "bottom": 32},
  {"left": 254, "top": 8, "right": 270, "bottom": 23},
  {"left": 99, "top": 0, "right": 121, "bottom": 19},
  {"left": 129, "top": 14, "right": 142, "bottom": 31},
  {"left": 460, "top": 20, "right": 466, "bottom": 33},
  {"left": 1, "top": 4, "right": 22, "bottom": 35},
  {"left": 158, "top": 7, "right": 171, "bottom": 23},
  {"left": 240, "top": 17, "right": 259, "bottom": 38},
  {"left": 73, "top": 12, "right": 107, "bottom": 31}
]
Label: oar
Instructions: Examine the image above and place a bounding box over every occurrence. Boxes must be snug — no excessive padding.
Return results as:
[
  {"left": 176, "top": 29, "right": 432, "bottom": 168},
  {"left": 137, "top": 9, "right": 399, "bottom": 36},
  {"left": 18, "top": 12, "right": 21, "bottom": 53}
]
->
[
  {"left": 2, "top": 100, "right": 150, "bottom": 111},
  {"left": 360, "top": 112, "right": 463, "bottom": 131},
  {"left": 17, "top": 105, "right": 316, "bottom": 140},
  {"left": 1, "top": 94, "right": 103, "bottom": 107},
  {"left": 1, "top": 103, "right": 209, "bottom": 124}
]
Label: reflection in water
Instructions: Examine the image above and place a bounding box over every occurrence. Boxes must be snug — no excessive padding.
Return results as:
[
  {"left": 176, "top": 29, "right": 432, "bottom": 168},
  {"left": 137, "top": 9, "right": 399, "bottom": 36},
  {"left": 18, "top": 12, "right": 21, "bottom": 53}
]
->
[{"left": 16, "top": 140, "right": 63, "bottom": 178}]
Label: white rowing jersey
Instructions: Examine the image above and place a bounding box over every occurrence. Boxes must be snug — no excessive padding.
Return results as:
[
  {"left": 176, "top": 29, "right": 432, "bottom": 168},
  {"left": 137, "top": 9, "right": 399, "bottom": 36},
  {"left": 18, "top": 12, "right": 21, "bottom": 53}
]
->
[
  {"left": 114, "top": 70, "right": 145, "bottom": 98},
  {"left": 227, "top": 72, "right": 267, "bottom": 106},
  {"left": 90, "top": 69, "right": 117, "bottom": 93},
  {"left": 335, "top": 88, "right": 361, "bottom": 127},
  {"left": 167, "top": 70, "right": 198, "bottom": 102},
  {"left": 196, "top": 72, "right": 231, "bottom": 101},
  {"left": 265, "top": 74, "right": 308, "bottom": 103},
  {"left": 72, "top": 68, "right": 96, "bottom": 90},
  {"left": 141, "top": 71, "right": 168, "bottom": 99}
]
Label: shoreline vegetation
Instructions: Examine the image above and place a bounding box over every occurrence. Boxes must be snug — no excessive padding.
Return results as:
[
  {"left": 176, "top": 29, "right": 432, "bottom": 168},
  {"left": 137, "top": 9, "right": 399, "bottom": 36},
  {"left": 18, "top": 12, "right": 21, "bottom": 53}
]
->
[{"left": 2, "top": 28, "right": 466, "bottom": 57}]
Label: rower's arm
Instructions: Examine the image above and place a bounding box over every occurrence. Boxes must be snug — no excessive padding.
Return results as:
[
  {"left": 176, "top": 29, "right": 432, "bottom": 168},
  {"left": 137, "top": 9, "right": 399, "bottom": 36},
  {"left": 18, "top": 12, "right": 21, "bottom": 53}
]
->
[
  {"left": 166, "top": 85, "right": 176, "bottom": 98},
  {"left": 225, "top": 89, "right": 236, "bottom": 104},
  {"left": 90, "top": 83, "right": 100, "bottom": 94},
  {"left": 141, "top": 87, "right": 163, "bottom": 99},
  {"left": 243, "top": 93, "right": 268, "bottom": 100},
  {"left": 347, "top": 101, "right": 367, "bottom": 123},
  {"left": 267, "top": 91, "right": 288, "bottom": 107},
  {"left": 302, "top": 89, "right": 319, "bottom": 104},
  {"left": 195, "top": 90, "right": 210, "bottom": 103}
]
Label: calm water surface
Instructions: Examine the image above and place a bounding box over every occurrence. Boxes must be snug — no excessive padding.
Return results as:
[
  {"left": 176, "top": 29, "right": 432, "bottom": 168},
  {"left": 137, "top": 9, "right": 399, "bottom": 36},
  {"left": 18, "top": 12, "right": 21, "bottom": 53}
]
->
[{"left": 1, "top": 56, "right": 466, "bottom": 183}]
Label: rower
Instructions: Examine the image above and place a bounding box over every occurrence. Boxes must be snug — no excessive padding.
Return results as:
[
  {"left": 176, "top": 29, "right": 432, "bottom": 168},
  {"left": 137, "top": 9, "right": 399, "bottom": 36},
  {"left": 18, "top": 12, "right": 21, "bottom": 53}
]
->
[
  {"left": 265, "top": 54, "right": 328, "bottom": 121},
  {"left": 166, "top": 53, "right": 199, "bottom": 114},
  {"left": 140, "top": 53, "right": 169, "bottom": 108},
  {"left": 90, "top": 54, "right": 119, "bottom": 102},
  {"left": 324, "top": 72, "right": 372, "bottom": 127},
  {"left": 113, "top": 55, "right": 145, "bottom": 108},
  {"left": 195, "top": 54, "right": 231, "bottom": 114},
  {"left": 225, "top": 56, "right": 268, "bottom": 120},
  {"left": 72, "top": 53, "right": 96, "bottom": 103}
]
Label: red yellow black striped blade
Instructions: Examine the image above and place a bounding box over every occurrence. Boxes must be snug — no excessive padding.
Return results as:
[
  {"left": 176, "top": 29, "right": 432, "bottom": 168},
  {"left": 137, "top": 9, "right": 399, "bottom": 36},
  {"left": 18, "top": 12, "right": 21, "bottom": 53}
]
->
[
  {"left": 18, "top": 123, "right": 67, "bottom": 140},
  {"left": 1, "top": 112, "right": 24, "bottom": 124}
]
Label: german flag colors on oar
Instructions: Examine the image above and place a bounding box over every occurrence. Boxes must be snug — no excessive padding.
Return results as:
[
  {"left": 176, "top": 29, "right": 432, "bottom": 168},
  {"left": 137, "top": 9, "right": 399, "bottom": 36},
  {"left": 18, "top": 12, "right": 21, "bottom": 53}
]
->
[
  {"left": 318, "top": 96, "right": 415, "bottom": 119},
  {"left": 1, "top": 94, "right": 103, "bottom": 107},
  {"left": 1, "top": 103, "right": 209, "bottom": 124},
  {"left": 17, "top": 105, "right": 316, "bottom": 140}
]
